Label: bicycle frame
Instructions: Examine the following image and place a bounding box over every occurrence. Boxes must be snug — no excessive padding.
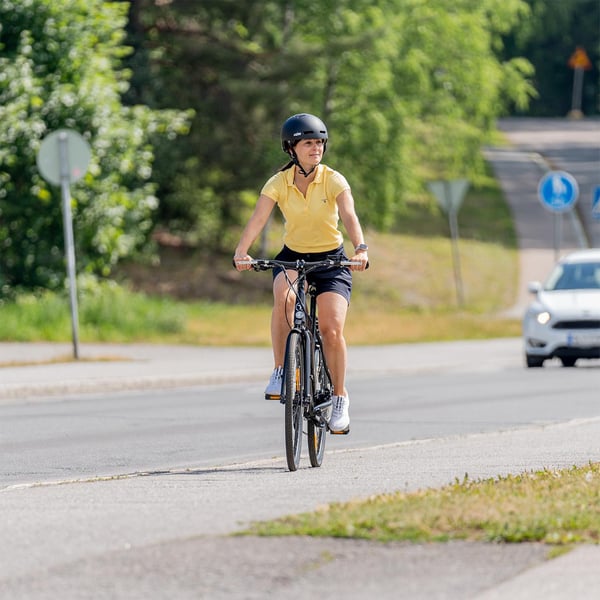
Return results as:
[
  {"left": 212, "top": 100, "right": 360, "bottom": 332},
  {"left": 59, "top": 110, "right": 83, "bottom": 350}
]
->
[
  {"left": 281, "top": 261, "right": 329, "bottom": 416},
  {"left": 239, "top": 256, "right": 358, "bottom": 409}
]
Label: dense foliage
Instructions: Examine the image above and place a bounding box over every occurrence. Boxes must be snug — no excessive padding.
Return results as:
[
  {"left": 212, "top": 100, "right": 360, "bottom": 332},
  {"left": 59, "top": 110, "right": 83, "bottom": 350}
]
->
[
  {"left": 0, "top": 0, "right": 190, "bottom": 295},
  {"left": 126, "top": 0, "right": 536, "bottom": 245},
  {"left": 2, "top": 1, "right": 595, "bottom": 295}
]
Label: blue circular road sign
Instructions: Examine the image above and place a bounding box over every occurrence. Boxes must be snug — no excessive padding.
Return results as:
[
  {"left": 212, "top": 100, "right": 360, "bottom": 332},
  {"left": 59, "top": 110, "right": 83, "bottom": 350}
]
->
[{"left": 537, "top": 170, "right": 579, "bottom": 213}]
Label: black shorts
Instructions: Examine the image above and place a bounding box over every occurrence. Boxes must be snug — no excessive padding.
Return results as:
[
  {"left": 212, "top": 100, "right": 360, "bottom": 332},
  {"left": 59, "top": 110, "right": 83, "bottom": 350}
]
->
[{"left": 272, "top": 245, "right": 352, "bottom": 304}]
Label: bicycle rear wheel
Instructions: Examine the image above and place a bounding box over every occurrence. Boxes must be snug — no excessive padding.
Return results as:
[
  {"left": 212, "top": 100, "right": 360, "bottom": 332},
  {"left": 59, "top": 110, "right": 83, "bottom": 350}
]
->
[
  {"left": 283, "top": 331, "right": 304, "bottom": 471},
  {"left": 308, "top": 343, "right": 330, "bottom": 467}
]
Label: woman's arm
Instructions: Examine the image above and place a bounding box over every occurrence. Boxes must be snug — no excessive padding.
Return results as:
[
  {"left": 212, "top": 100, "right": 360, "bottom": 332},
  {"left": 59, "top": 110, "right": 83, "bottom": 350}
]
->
[
  {"left": 233, "top": 194, "right": 276, "bottom": 270},
  {"left": 337, "top": 189, "right": 368, "bottom": 271}
]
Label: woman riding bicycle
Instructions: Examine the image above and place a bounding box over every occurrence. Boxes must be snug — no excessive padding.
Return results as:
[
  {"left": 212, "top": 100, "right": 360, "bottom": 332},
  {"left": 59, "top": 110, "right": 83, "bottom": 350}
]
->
[{"left": 233, "top": 113, "right": 368, "bottom": 433}]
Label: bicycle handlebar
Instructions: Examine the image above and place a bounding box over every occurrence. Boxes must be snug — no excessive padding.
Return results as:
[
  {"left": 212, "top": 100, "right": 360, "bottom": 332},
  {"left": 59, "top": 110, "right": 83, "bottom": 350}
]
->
[{"left": 236, "top": 258, "right": 366, "bottom": 271}]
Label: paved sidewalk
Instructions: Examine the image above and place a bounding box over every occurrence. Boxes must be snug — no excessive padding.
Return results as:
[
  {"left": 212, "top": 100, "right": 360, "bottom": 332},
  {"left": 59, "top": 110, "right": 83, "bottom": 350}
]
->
[
  {"left": 0, "top": 338, "right": 524, "bottom": 400},
  {"left": 0, "top": 342, "right": 271, "bottom": 399}
]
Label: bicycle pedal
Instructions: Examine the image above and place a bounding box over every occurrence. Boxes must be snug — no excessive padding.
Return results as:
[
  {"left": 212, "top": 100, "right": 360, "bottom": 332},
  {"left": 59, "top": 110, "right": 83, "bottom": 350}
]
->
[
  {"left": 264, "top": 393, "right": 281, "bottom": 401},
  {"left": 329, "top": 427, "right": 350, "bottom": 435}
]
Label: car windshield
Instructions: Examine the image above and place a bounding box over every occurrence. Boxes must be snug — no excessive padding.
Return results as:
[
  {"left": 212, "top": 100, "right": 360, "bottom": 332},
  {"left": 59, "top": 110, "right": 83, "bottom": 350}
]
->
[{"left": 545, "top": 261, "right": 600, "bottom": 291}]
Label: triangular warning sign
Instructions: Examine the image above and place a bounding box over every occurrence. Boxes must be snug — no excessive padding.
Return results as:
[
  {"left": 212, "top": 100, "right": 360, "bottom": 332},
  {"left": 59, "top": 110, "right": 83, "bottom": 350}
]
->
[{"left": 568, "top": 47, "right": 592, "bottom": 70}]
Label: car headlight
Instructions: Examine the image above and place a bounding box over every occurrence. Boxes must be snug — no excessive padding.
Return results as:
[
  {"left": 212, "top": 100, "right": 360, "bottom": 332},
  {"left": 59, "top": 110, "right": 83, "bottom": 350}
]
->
[{"left": 535, "top": 311, "right": 551, "bottom": 325}]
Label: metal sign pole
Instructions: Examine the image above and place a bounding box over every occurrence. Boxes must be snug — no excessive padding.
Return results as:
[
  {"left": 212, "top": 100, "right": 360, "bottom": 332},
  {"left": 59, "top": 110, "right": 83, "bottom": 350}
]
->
[
  {"left": 444, "top": 182, "right": 465, "bottom": 307},
  {"left": 428, "top": 180, "right": 468, "bottom": 308},
  {"left": 570, "top": 67, "right": 584, "bottom": 114},
  {"left": 37, "top": 128, "right": 90, "bottom": 361},
  {"left": 58, "top": 132, "right": 81, "bottom": 360},
  {"left": 567, "top": 47, "right": 592, "bottom": 118},
  {"left": 553, "top": 213, "right": 561, "bottom": 262}
]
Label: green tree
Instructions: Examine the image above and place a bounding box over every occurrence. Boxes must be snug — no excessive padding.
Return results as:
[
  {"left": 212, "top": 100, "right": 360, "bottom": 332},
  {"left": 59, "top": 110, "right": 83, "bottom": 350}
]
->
[
  {"left": 0, "top": 0, "right": 191, "bottom": 295},
  {"left": 126, "top": 0, "right": 318, "bottom": 248},
  {"left": 384, "top": 0, "right": 535, "bottom": 182},
  {"left": 125, "top": 0, "right": 534, "bottom": 242},
  {"left": 288, "top": 0, "right": 535, "bottom": 226}
]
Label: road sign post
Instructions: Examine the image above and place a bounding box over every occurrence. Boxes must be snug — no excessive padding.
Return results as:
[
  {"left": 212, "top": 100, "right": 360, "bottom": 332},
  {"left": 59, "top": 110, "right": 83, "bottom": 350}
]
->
[
  {"left": 37, "top": 129, "right": 91, "bottom": 360},
  {"left": 537, "top": 171, "right": 579, "bottom": 261},
  {"left": 428, "top": 179, "right": 469, "bottom": 307},
  {"left": 567, "top": 47, "right": 592, "bottom": 119},
  {"left": 592, "top": 187, "right": 600, "bottom": 221}
]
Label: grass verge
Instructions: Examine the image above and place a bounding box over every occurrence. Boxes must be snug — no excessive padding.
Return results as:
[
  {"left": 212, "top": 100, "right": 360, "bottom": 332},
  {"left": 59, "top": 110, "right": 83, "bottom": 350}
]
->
[
  {"left": 0, "top": 281, "right": 522, "bottom": 346},
  {"left": 0, "top": 172, "right": 522, "bottom": 345},
  {"left": 241, "top": 463, "right": 600, "bottom": 545}
]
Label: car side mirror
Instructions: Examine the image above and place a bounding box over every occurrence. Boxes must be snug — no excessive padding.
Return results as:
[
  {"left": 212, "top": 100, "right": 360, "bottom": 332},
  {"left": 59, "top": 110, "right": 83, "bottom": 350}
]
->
[{"left": 527, "top": 281, "right": 542, "bottom": 294}]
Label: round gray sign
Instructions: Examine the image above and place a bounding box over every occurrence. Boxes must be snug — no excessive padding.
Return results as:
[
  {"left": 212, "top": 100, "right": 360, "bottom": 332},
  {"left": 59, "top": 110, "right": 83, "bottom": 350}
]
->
[{"left": 37, "top": 129, "right": 91, "bottom": 186}]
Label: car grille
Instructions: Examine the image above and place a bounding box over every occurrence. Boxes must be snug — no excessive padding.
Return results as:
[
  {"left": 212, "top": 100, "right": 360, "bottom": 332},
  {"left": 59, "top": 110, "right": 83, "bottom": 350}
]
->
[{"left": 553, "top": 320, "right": 600, "bottom": 330}]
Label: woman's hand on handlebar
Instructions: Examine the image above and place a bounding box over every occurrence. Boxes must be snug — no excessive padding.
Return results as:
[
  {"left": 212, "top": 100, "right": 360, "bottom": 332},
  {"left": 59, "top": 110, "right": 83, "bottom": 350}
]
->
[
  {"left": 233, "top": 253, "right": 253, "bottom": 271},
  {"left": 348, "top": 251, "right": 369, "bottom": 271}
]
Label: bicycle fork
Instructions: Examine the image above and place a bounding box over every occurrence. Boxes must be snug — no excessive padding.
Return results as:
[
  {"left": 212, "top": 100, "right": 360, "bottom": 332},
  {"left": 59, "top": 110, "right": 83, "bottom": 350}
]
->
[{"left": 281, "top": 327, "right": 329, "bottom": 429}]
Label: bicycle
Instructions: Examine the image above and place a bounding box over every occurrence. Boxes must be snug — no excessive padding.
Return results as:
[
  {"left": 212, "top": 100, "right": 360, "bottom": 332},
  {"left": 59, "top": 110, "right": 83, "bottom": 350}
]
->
[{"left": 239, "top": 257, "right": 361, "bottom": 471}]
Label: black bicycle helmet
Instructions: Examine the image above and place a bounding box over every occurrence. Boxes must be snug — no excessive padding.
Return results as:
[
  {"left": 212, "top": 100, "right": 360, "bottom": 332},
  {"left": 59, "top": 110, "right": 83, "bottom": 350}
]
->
[{"left": 281, "top": 113, "right": 328, "bottom": 153}]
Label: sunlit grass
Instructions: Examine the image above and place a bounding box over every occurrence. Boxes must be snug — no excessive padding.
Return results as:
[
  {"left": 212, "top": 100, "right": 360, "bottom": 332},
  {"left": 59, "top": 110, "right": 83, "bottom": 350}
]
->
[
  {"left": 0, "top": 281, "right": 185, "bottom": 343},
  {"left": 0, "top": 227, "right": 522, "bottom": 345},
  {"left": 242, "top": 463, "right": 600, "bottom": 545},
  {"left": 0, "top": 174, "right": 521, "bottom": 345},
  {"left": 0, "top": 292, "right": 521, "bottom": 346}
]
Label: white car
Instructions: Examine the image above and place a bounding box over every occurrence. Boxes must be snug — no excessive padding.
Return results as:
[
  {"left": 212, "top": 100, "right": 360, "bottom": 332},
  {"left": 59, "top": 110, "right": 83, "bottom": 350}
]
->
[{"left": 523, "top": 249, "right": 600, "bottom": 368}]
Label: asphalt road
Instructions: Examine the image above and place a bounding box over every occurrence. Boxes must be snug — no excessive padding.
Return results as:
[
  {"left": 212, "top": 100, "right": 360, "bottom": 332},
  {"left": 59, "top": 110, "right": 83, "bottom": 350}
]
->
[
  {"left": 2, "top": 351, "right": 600, "bottom": 489},
  {"left": 1, "top": 341, "right": 600, "bottom": 599}
]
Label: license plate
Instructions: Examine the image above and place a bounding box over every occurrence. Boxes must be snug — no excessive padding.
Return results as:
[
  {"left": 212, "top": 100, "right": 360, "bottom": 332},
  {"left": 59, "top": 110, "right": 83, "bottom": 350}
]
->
[{"left": 570, "top": 334, "right": 600, "bottom": 347}]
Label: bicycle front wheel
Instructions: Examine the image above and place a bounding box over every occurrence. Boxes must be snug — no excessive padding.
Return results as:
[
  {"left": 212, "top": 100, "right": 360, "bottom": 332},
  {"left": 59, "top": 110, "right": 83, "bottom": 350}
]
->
[
  {"left": 308, "top": 344, "right": 330, "bottom": 467},
  {"left": 283, "top": 331, "right": 304, "bottom": 471}
]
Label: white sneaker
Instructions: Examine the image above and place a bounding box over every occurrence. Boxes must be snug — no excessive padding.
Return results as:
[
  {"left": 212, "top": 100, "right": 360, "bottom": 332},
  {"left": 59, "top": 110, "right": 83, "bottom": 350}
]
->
[
  {"left": 329, "top": 394, "right": 350, "bottom": 433},
  {"left": 264, "top": 367, "right": 283, "bottom": 400}
]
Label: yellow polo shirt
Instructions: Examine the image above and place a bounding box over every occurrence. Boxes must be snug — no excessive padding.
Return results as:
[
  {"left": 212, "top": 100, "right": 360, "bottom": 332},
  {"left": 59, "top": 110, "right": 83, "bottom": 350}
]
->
[{"left": 260, "top": 164, "right": 350, "bottom": 253}]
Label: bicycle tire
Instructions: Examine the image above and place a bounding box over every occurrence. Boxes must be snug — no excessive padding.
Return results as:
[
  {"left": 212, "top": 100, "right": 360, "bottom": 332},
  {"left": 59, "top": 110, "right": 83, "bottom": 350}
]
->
[
  {"left": 283, "top": 331, "right": 304, "bottom": 471},
  {"left": 307, "top": 343, "right": 329, "bottom": 467}
]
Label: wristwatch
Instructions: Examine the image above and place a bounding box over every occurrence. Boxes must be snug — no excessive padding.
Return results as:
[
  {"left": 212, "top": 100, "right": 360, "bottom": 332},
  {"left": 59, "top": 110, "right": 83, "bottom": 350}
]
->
[{"left": 355, "top": 243, "right": 369, "bottom": 252}]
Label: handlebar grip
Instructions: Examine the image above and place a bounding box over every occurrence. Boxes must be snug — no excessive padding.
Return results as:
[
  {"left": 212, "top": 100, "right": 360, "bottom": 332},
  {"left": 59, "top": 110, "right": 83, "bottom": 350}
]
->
[
  {"left": 232, "top": 259, "right": 256, "bottom": 272},
  {"left": 342, "top": 260, "right": 370, "bottom": 269},
  {"left": 236, "top": 259, "right": 270, "bottom": 271}
]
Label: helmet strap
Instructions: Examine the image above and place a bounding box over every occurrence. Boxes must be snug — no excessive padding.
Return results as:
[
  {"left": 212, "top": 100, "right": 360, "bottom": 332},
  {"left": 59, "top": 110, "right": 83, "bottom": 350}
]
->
[{"left": 289, "top": 149, "right": 316, "bottom": 178}]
